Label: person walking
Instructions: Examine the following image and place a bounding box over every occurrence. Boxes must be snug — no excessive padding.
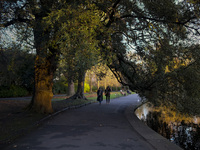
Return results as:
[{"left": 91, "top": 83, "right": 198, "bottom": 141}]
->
[
  {"left": 97, "top": 87, "right": 103, "bottom": 105},
  {"left": 105, "top": 86, "right": 111, "bottom": 104}
]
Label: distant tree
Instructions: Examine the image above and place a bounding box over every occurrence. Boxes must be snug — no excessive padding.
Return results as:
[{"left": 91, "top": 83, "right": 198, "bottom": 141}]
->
[
  {"left": 86, "top": 64, "right": 121, "bottom": 91},
  {"left": 46, "top": 2, "right": 106, "bottom": 100},
  {"left": 85, "top": 70, "right": 95, "bottom": 93}
]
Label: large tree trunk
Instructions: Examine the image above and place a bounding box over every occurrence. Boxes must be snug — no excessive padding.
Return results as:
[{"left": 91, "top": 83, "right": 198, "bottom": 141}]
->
[
  {"left": 70, "top": 70, "right": 87, "bottom": 100},
  {"left": 32, "top": 57, "right": 54, "bottom": 113},
  {"left": 29, "top": 46, "right": 59, "bottom": 113},
  {"left": 28, "top": 15, "right": 59, "bottom": 113}
]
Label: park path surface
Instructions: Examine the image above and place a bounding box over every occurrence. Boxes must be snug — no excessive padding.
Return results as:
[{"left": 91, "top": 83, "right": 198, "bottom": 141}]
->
[{"left": 3, "top": 94, "right": 182, "bottom": 150}]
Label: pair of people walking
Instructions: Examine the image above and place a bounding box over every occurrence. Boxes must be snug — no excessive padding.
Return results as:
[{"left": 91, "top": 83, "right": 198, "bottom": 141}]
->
[{"left": 97, "top": 86, "right": 111, "bottom": 105}]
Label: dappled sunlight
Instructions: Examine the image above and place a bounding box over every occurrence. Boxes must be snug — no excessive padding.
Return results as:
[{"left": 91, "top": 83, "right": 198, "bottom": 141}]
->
[{"left": 136, "top": 103, "right": 200, "bottom": 124}]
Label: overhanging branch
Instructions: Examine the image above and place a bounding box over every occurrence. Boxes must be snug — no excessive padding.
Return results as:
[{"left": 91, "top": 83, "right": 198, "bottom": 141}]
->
[
  {"left": 105, "top": 0, "right": 121, "bottom": 27},
  {"left": 1, "top": 17, "right": 31, "bottom": 27},
  {"left": 120, "top": 14, "right": 197, "bottom": 26}
]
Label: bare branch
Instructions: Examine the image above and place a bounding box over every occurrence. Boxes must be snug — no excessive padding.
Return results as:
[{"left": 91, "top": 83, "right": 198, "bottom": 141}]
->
[
  {"left": 1, "top": 17, "right": 31, "bottom": 28},
  {"left": 120, "top": 14, "right": 197, "bottom": 26},
  {"left": 105, "top": 0, "right": 121, "bottom": 27}
]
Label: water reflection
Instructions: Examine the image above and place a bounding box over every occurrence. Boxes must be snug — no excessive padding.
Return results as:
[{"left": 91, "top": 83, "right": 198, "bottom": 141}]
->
[{"left": 135, "top": 103, "right": 200, "bottom": 150}]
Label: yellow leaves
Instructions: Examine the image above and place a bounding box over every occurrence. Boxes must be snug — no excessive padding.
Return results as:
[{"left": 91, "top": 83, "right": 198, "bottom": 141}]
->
[
  {"left": 164, "top": 57, "right": 192, "bottom": 73},
  {"left": 148, "top": 22, "right": 155, "bottom": 30},
  {"left": 149, "top": 62, "right": 158, "bottom": 76},
  {"left": 165, "top": 65, "right": 170, "bottom": 73},
  {"left": 148, "top": 22, "right": 161, "bottom": 39},
  {"left": 87, "top": 64, "right": 120, "bottom": 88},
  {"left": 42, "top": 2, "right": 104, "bottom": 51},
  {"left": 176, "top": 17, "right": 179, "bottom": 23},
  {"left": 151, "top": 103, "right": 195, "bottom": 123}
]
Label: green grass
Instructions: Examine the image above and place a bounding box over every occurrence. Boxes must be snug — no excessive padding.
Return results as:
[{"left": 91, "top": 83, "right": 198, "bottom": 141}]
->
[
  {"left": 52, "top": 92, "right": 128, "bottom": 111},
  {"left": 87, "top": 91, "right": 124, "bottom": 100}
]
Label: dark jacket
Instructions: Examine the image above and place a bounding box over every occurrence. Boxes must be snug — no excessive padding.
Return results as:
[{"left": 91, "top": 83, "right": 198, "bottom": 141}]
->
[
  {"left": 97, "top": 89, "right": 103, "bottom": 101},
  {"left": 105, "top": 87, "right": 111, "bottom": 96}
]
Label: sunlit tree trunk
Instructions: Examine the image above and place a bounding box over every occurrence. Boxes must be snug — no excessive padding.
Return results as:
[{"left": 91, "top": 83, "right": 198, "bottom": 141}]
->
[
  {"left": 32, "top": 56, "right": 54, "bottom": 113},
  {"left": 28, "top": 18, "right": 59, "bottom": 113},
  {"left": 30, "top": 47, "right": 59, "bottom": 113}
]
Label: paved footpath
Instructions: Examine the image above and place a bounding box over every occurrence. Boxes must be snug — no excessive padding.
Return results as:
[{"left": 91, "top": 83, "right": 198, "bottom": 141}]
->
[{"left": 3, "top": 94, "right": 182, "bottom": 150}]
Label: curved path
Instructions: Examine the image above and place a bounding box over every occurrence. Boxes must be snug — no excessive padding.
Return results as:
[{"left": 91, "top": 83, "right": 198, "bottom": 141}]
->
[{"left": 3, "top": 94, "right": 182, "bottom": 150}]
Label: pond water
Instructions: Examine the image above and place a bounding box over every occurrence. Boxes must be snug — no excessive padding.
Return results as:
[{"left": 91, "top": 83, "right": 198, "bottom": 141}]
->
[{"left": 135, "top": 103, "right": 200, "bottom": 150}]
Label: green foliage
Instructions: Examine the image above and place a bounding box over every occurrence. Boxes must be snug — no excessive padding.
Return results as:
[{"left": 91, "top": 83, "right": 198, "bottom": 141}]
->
[
  {"left": 0, "top": 85, "right": 28, "bottom": 98},
  {"left": 107, "top": 1, "right": 200, "bottom": 115},
  {"left": 1, "top": 0, "right": 199, "bottom": 115},
  {"left": 53, "top": 77, "right": 68, "bottom": 94},
  {"left": 92, "top": 86, "right": 98, "bottom": 92},
  {"left": 53, "top": 81, "right": 68, "bottom": 94},
  {"left": 130, "top": 44, "right": 200, "bottom": 115},
  {"left": 42, "top": 1, "right": 112, "bottom": 98},
  {"left": 0, "top": 47, "right": 35, "bottom": 92},
  {"left": 43, "top": 1, "right": 110, "bottom": 78}
]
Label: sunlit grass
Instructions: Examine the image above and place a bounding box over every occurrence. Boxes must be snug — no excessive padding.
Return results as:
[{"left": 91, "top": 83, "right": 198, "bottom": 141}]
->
[
  {"left": 52, "top": 92, "right": 126, "bottom": 110},
  {"left": 86, "top": 91, "right": 128, "bottom": 100}
]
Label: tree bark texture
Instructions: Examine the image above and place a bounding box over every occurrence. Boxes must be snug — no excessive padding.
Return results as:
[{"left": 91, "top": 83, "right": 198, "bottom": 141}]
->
[
  {"left": 29, "top": 15, "right": 59, "bottom": 113},
  {"left": 32, "top": 56, "right": 54, "bottom": 113},
  {"left": 70, "top": 70, "right": 87, "bottom": 100}
]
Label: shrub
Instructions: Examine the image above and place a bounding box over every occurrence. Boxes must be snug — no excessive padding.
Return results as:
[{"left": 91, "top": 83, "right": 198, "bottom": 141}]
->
[
  {"left": 84, "top": 82, "right": 90, "bottom": 93},
  {"left": 0, "top": 85, "right": 28, "bottom": 98},
  {"left": 92, "top": 86, "right": 98, "bottom": 92},
  {"left": 53, "top": 81, "right": 68, "bottom": 94}
]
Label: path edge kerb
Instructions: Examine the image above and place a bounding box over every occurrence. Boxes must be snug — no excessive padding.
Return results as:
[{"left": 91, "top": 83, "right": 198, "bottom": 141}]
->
[
  {"left": 0, "top": 102, "right": 94, "bottom": 147},
  {"left": 125, "top": 104, "right": 183, "bottom": 150}
]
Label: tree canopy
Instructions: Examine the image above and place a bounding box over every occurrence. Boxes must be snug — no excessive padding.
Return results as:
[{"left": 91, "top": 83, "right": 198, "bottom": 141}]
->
[
  {"left": 105, "top": 0, "right": 200, "bottom": 115},
  {"left": 1, "top": 0, "right": 200, "bottom": 115}
]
